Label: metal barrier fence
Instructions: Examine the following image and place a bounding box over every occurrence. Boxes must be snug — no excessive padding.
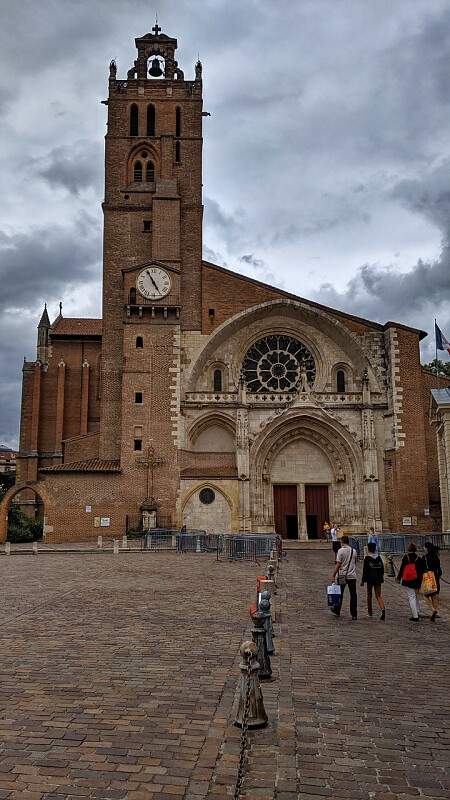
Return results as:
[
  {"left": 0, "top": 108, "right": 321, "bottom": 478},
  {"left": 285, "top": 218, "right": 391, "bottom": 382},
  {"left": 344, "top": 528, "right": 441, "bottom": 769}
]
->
[
  {"left": 177, "top": 533, "right": 220, "bottom": 553},
  {"left": 141, "top": 528, "right": 207, "bottom": 551},
  {"left": 349, "top": 531, "right": 450, "bottom": 559},
  {"left": 217, "top": 533, "right": 279, "bottom": 562},
  {"left": 135, "top": 530, "right": 279, "bottom": 560}
]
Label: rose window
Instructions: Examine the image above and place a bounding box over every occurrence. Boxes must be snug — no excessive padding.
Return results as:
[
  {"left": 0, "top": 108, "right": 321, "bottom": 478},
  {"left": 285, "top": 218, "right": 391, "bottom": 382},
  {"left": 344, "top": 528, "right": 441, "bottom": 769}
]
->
[{"left": 242, "top": 335, "right": 316, "bottom": 392}]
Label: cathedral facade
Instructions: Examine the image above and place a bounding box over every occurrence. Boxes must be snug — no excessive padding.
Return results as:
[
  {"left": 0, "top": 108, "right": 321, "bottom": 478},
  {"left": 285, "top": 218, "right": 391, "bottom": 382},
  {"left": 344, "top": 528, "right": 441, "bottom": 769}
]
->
[{"left": 2, "top": 26, "right": 448, "bottom": 542}]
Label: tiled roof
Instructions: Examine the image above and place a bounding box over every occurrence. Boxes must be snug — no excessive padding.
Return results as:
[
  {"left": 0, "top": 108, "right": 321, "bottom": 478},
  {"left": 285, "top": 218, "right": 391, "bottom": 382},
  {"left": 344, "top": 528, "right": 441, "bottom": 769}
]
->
[
  {"left": 51, "top": 318, "right": 102, "bottom": 337},
  {"left": 40, "top": 459, "right": 120, "bottom": 474},
  {"left": 180, "top": 466, "right": 238, "bottom": 478}
]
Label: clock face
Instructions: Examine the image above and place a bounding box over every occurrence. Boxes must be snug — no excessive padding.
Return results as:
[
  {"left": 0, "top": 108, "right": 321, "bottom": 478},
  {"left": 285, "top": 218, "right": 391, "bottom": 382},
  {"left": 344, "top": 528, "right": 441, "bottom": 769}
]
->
[{"left": 137, "top": 267, "right": 171, "bottom": 300}]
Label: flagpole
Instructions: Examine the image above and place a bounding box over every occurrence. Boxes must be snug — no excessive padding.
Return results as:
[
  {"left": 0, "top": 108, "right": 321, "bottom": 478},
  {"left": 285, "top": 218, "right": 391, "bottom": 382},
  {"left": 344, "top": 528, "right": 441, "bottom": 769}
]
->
[{"left": 435, "top": 318, "right": 438, "bottom": 374}]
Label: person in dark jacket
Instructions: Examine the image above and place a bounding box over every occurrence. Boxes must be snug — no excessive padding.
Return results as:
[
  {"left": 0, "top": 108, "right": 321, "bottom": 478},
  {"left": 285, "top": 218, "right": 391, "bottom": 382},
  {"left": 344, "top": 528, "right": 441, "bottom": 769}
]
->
[
  {"left": 396, "top": 542, "right": 424, "bottom": 621},
  {"left": 361, "top": 541, "right": 385, "bottom": 620},
  {"left": 421, "top": 542, "right": 442, "bottom": 622}
]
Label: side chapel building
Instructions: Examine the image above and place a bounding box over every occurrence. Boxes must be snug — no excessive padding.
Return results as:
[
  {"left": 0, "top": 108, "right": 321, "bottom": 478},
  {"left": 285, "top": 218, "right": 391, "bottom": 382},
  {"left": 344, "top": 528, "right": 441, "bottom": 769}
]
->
[{"left": 3, "top": 25, "right": 449, "bottom": 542}]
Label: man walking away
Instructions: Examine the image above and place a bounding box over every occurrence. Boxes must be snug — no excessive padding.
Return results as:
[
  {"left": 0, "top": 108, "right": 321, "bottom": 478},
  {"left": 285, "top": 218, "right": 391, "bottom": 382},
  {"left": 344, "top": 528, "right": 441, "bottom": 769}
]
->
[
  {"left": 361, "top": 541, "right": 386, "bottom": 620},
  {"left": 330, "top": 535, "right": 358, "bottom": 620}
]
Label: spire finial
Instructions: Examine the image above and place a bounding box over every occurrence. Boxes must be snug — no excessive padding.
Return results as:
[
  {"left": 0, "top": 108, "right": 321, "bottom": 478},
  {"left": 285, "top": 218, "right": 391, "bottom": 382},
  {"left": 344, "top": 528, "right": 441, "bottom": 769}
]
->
[
  {"left": 152, "top": 15, "right": 161, "bottom": 37},
  {"left": 59, "top": 301, "right": 63, "bottom": 316}
]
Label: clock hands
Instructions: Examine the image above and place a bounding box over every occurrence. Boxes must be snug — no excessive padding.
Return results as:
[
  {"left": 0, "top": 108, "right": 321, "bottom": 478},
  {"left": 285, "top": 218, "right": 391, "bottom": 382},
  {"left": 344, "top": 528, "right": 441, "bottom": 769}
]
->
[{"left": 146, "top": 270, "right": 161, "bottom": 294}]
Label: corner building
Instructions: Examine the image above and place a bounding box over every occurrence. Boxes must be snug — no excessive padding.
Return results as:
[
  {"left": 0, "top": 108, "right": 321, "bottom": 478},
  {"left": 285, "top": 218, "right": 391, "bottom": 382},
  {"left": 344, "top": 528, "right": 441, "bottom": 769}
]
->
[{"left": 6, "top": 26, "right": 449, "bottom": 542}]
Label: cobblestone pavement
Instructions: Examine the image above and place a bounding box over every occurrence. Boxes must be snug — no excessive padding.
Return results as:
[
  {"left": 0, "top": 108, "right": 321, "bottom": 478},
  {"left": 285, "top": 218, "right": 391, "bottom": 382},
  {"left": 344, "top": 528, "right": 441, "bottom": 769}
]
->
[
  {"left": 0, "top": 552, "right": 256, "bottom": 799},
  {"left": 219, "top": 550, "right": 449, "bottom": 800},
  {"left": 0, "top": 550, "right": 449, "bottom": 800}
]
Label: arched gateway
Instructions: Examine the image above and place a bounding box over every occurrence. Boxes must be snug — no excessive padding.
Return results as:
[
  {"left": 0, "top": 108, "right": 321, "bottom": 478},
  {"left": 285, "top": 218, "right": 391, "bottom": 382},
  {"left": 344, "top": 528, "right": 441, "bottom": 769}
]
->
[
  {"left": 0, "top": 482, "right": 50, "bottom": 543},
  {"left": 249, "top": 407, "right": 369, "bottom": 539}
]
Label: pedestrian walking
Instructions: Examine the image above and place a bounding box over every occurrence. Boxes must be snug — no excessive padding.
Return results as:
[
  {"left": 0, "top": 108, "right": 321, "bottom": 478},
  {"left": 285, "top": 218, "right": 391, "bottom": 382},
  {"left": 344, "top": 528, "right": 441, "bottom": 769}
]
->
[
  {"left": 367, "top": 526, "right": 380, "bottom": 555},
  {"left": 330, "top": 523, "right": 340, "bottom": 557},
  {"left": 330, "top": 535, "right": 358, "bottom": 620},
  {"left": 397, "top": 542, "right": 424, "bottom": 621},
  {"left": 421, "top": 542, "right": 442, "bottom": 622},
  {"left": 361, "top": 541, "right": 385, "bottom": 620}
]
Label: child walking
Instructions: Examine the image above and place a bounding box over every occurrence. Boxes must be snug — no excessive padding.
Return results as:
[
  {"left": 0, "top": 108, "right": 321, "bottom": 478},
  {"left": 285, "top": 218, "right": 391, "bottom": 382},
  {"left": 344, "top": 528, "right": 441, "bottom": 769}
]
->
[{"left": 361, "top": 541, "right": 385, "bottom": 620}]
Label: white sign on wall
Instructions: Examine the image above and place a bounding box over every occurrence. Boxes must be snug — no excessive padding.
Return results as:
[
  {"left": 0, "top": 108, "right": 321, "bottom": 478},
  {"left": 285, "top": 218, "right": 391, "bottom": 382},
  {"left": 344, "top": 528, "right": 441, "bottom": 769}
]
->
[
  {"left": 100, "top": 517, "right": 111, "bottom": 528},
  {"left": 85, "top": 505, "right": 92, "bottom": 513},
  {"left": 402, "top": 516, "right": 412, "bottom": 526}
]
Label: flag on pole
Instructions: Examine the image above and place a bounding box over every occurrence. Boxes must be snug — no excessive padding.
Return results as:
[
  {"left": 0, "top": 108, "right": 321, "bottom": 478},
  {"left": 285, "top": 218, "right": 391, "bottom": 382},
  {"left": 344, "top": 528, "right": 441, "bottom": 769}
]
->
[{"left": 435, "top": 322, "right": 450, "bottom": 354}]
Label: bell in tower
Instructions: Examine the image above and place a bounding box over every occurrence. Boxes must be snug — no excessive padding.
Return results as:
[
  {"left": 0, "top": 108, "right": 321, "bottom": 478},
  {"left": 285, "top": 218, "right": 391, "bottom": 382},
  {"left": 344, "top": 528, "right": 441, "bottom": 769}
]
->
[{"left": 148, "top": 57, "right": 164, "bottom": 78}]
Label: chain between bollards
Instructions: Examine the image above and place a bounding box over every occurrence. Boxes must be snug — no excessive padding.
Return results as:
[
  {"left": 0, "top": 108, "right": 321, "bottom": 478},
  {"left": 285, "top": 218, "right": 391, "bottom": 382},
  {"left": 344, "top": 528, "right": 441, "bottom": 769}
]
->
[{"left": 233, "top": 654, "right": 252, "bottom": 800}]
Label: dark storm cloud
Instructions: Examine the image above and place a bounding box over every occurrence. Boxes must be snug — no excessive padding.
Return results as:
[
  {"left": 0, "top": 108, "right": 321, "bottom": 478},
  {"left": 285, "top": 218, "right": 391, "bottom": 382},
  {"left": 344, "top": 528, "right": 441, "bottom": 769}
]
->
[
  {"left": 34, "top": 141, "right": 103, "bottom": 196},
  {"left": 0, "top": 215, "right": 101, "bottom": 312},
  {"left": 312, "top": 155, "right": 450, "bottom": 355},
  {"left": 314, "top": 250, "right": 450, "bottom": 323},
  {"left": 391, "top": 159, "right": 450, "bottom": 233},
  {"left": 2, "top": 0, "right": 450, "bottom": 445}
]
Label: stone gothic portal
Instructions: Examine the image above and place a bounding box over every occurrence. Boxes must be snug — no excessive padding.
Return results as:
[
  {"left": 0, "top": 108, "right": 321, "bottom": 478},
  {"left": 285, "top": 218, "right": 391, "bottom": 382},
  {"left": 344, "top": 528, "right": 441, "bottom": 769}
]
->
[{"left": 271, "top": 439, "right": 333, "bottom": 539}]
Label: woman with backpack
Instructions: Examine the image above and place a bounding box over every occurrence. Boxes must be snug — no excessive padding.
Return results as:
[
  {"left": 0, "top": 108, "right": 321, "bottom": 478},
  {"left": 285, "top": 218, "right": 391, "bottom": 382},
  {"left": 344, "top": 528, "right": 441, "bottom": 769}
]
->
[
  {"left": 397, "top": 542, "right": 424, "bottom": 621},
  {"left": 361, "top": 541, "right": 385, "bottom": 619},
  {"left": 421, "top": 542, "right": 442, "bottom": 622}
]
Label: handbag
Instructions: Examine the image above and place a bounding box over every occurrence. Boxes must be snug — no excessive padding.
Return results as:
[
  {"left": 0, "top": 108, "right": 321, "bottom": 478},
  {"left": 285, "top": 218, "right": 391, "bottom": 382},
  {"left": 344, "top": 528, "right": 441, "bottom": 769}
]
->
[
  {"left": 327, "top": 583, "right": 341, "bottom": 609},
  {"left": 421, "top": 556, "right": 437, "bottom": 596}
]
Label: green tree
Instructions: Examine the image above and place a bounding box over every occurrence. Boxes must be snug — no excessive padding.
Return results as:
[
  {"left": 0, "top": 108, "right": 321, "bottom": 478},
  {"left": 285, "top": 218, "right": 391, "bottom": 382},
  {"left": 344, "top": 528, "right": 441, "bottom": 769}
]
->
[
  {"left": 422, "top": 358, "right": 450, "bottom": 378},
  {"left": 0, "top": 472, "right": 15, "bottom": 502}
]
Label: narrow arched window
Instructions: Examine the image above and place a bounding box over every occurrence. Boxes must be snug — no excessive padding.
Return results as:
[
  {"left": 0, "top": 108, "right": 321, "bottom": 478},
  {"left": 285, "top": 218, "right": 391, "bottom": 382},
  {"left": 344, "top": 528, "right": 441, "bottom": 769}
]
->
[
  {"left": 147, "top": 104, "right": 155, "bottom": 136},
  {"left": 146, "top": 160, "right": 155, "bottom": 182},
  {"left": 130, "top": 104, "right": 139, "bottom": 136},
  {"left": 336, "top": 370, "right": 346, "bottom": 393},
  {"left": 175, "top": 106, "right": 182, "bottom": 138},
  {"left": 175, "top": 140, "right": 181, "bottom": 163},
  {"left": 134, "top": 160, "right": 143, "bottom": 182},
  {"left": 213, "top": 369, "right": 223, "bottom": 392},
  {"left": 129, "top": 288, "right": 136, "bottom": 304},
  {"left": 136, "top": 336, "right": 143, "bottom": 349}
]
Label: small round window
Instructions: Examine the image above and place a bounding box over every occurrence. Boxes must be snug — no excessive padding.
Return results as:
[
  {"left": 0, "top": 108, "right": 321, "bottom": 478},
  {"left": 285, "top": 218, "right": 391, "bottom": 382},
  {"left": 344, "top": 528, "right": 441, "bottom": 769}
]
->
[{"left": 199, "top": 487, "right": 215, "bottom": 505}]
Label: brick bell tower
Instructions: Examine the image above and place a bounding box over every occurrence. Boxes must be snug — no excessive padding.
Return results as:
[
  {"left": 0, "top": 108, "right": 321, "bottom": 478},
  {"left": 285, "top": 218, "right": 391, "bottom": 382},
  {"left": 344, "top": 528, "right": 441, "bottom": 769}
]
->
[{"left": 100, "top": 24, "right": 203, "bottom": 523}]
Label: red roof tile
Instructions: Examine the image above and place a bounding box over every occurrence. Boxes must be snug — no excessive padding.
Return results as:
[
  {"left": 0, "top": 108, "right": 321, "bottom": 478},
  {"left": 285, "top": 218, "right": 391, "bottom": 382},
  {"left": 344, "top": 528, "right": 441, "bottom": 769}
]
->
[
  {"left": 40, "top": 458, "right": 120, "bottom": 474},
  {"left": 51, "top": 318, "right": 102, "bottom": 337}
]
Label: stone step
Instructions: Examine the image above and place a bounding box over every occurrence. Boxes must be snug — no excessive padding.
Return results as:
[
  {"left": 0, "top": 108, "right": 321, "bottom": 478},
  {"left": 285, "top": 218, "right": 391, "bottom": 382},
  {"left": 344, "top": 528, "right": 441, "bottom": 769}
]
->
[{"left": 282, "top": 539, "right": 330, "bottom": 550}]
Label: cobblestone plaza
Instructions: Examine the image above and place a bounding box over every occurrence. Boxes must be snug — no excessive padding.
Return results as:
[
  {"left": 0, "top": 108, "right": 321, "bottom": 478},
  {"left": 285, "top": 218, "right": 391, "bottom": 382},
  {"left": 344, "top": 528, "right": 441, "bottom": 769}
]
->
[{"left": 0, "top": 550, "right": 448, "bottom": 799}]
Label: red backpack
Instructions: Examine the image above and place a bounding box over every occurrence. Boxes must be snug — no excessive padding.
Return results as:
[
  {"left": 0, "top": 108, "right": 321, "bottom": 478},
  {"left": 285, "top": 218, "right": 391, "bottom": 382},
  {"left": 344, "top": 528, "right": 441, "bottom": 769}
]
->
[{"left": 402, "top": 559, "right": 418, "bottom": 582}]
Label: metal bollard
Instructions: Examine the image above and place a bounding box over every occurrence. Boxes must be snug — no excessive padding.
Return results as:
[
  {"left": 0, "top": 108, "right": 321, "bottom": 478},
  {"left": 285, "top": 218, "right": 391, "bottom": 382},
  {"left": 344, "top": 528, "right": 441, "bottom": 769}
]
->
[
  {"left": 386, "top": 555, "right": 396, "bottom": 577},
  {"left": 97, "top": 535, "right": 103, "bottom": 549},
  {"left": 196, "top": 535, "right": 201, "bottom": 553},
  {"left": 113, "top": 539, "right": 119, "bottom": 555},
  {"left": 122, "top": 535, "right": 128, "bottom": 550},
  {"left": 234, "top": 641, "right": 268, "bottom": 729},
  {"left": 260, "top": 590, "right": 275, "bottom": 635},
  {"left": 251, "top": 612, "right": 272, "bottom": 680},
  {"left": 259, "top": 597, "right": 274, "bottom": 654},
  {"left": 260, "top": 579, "right": 276, "bottom": 619},
  {"left": 32, "top": 541, "right": 38, "bottom": 555},
  {"left": 4, "top": 542, "right": 10, "bottom": 555}
]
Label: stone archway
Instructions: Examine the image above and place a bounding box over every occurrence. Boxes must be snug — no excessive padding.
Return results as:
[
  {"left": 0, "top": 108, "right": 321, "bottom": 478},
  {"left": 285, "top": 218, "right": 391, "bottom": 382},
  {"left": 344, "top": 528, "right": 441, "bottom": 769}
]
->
[
  {"left": 0, "top": 482, "right": 51, "bottom": 543},
  {"left": 249, "top": 408, "right": 368, "bottom": 538},
  {"left": 180, "top": 482, "right": 235, "bottom": 533}
]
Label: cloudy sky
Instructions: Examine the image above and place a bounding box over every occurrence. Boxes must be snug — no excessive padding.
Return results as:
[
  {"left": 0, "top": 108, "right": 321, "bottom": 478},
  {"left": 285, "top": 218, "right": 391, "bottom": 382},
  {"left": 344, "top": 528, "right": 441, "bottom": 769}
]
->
[{"left": 1, "top": 0, "right": 450, "bottom": 447}]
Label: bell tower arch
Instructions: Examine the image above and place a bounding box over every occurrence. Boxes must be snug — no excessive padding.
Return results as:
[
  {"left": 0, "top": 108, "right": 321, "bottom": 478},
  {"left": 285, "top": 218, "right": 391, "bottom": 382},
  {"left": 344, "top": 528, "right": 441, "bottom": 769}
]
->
[{"left": 100, "top": 23, "right": 204, "bottom": 462}]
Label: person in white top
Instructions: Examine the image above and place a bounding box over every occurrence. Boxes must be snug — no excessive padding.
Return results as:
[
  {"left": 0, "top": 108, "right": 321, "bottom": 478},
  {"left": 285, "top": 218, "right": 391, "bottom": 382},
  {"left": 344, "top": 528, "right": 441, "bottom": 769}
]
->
[
  {"left": 330, "top": 535, "right": 358, "bottom": 620},
  {"left": 330, "top": 523, "right": 340, "bottom": 557}
]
